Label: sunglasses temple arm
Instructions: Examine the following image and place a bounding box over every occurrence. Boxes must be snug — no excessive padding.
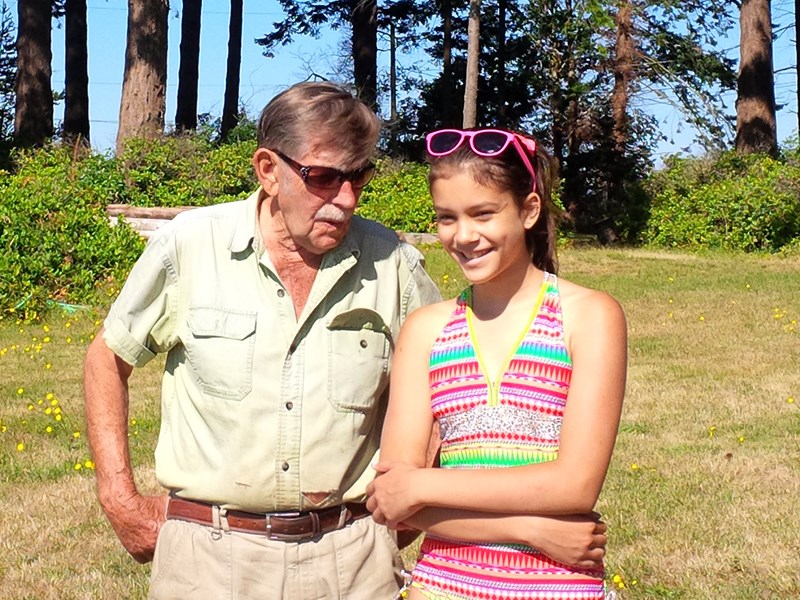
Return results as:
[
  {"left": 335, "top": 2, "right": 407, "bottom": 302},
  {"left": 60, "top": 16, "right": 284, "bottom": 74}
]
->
[{"left": 512, "top": 137, "right": 537, "bottom": 193}]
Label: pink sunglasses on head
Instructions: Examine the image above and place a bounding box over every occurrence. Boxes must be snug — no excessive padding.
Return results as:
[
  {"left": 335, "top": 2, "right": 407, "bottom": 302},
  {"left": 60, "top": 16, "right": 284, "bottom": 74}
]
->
[{"left": 425, "top": 128, "right": 537, "bottom": 192}]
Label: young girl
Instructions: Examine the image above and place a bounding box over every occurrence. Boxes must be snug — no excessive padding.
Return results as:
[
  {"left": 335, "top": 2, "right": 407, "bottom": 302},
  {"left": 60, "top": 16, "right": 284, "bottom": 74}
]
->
[{"left": 366, "top": 128, "right": 627, "bottom": 599}]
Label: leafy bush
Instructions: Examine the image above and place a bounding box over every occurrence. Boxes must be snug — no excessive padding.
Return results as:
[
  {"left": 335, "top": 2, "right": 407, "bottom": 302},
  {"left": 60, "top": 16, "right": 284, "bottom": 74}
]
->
[
  {"left": 0, "top": 146, "right": 145, "bottom": 316},
  {"left": 117, "top": 135, "right": 257, "bottom": 207},
  {"left": 357, "top": 159, "right": 435, "bottom": 233},
  {"left": 643, "top": 152, "right": 800, "bottom": 252}
]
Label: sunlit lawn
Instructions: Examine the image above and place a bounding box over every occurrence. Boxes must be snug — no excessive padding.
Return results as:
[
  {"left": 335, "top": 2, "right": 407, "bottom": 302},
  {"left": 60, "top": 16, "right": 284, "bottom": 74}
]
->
[{"left": 1, "top": 246, "right": 798, "bottom": 599}]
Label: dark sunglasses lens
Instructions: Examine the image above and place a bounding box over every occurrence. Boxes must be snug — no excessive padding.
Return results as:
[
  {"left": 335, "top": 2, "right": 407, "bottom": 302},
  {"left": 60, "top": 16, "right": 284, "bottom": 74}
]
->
[
  {"left": 472, "top": 131, "right": 509, "bottom": 155},
  {"left": 305, "top": 168, "right": 343, "bottom": 189},
  {"left": 305, "top": 165, "right": 375, "bottom": 189},
  {"left": 352, "top": 165, "right": 375, "bottom": 188},
  {"left": 429, "top": 131, "right": 463, "bottom": 154}
]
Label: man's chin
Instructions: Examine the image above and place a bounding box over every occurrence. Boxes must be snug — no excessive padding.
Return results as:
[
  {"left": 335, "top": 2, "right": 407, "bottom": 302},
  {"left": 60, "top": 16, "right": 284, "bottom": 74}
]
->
[{"left": 306, "top": 228, "right": 350, "bottom": 254}]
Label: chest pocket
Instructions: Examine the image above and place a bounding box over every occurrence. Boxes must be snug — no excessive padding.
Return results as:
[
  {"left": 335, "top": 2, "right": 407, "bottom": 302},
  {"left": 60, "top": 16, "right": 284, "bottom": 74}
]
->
[
  {"left": 327, "top": 308, "right": 391, "bottom": 412},
  {"left": 185, "top": 307, "right": 257, "bottom": 401}
]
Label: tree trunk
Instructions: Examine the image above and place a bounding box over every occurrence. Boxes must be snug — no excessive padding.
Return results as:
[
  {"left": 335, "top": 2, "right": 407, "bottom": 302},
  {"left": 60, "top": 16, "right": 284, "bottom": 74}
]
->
[
  {"left": 496, "top": 0, "right": 506, "bottom": 126},
  {"left": 463, "top": 0, "right": 480, "bottom": 128},
  {"left": 15, "top": 0, "right": 52, "bottom": 148},
  {"left": 795, "top": 0, "right": 800, "bottom": 135},
  {"left": 116, "top": 0, "right": 168, "bottom": 155},
  {"left": 440, "top": 0, "right": 453, "bottom": 125},
  {"left": 175, "top": 0, "right": 202, "bottom": 132},
  {"left": 601, "top": 0, "right": 635, "bottom": 246},
  {"left": 221, "top": 0, "right": 243, "bottom": 140},
  {"left": 735, "top": 0, "right": 777, "bottom": 155},
  {"left": 350, "top": 0, "right": 377, "bottom": 108},
  {"left": 64, "top": 0, "right": 90, "bottom": 146},
  {"left": 611, "top": 0, "right": 633, "bottom": 150},
  {"left": 388, "top": 21, "right": 397, "bottom": 151}
]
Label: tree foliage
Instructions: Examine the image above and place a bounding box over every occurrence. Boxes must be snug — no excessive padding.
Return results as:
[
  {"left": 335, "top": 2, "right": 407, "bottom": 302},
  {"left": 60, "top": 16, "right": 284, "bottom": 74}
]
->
[{"left": 388, "top": 0, "right": 738, "bottom": 238}]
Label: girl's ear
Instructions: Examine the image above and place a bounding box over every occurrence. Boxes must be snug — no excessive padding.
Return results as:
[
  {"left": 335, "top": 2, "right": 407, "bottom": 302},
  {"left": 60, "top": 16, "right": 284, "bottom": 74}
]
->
[
  {"left": 252, "top": 148, "right": 279, "bottom": 195},
  {"left": 522, "top": 192, "right": 541, "bottom": 229}
]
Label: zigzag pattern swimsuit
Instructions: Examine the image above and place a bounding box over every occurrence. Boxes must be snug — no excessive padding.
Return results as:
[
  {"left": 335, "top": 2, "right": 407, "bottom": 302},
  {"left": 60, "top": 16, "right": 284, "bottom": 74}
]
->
[{"left": 410, "top": 272, "right": 606, "bottom": 600}]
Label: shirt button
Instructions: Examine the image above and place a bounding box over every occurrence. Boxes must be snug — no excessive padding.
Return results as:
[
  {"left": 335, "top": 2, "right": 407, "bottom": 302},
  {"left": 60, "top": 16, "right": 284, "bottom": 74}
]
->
[
  {"left": 277, "top": 289, "right": 285, "bottom": 298},
  {"left": 285, "top": 402, "right": 293, "bottom": 410},
  {"left": 360, "top": 339, "right": 368, "bottom": 348},
  {"left": 281, "top": 462, "right": 290, "bottom": 472}
]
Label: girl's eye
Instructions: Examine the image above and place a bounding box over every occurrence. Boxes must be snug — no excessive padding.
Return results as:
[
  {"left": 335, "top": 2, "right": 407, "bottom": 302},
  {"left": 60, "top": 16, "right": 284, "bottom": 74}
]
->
[{"left": 435, "top": 214, "right": 455, "bottom": 224}]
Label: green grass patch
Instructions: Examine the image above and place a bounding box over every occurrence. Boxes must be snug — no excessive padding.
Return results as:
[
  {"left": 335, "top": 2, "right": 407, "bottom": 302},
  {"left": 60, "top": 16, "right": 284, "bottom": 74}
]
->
[{"left": 1, "top": 247, "right": 798, "bottom": 599}]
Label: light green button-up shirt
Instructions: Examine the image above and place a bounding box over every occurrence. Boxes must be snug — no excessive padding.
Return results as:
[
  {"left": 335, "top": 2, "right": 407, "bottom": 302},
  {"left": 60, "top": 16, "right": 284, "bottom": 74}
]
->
[{"left": 103, "top": 191, "right": 441, "bottom": 512}]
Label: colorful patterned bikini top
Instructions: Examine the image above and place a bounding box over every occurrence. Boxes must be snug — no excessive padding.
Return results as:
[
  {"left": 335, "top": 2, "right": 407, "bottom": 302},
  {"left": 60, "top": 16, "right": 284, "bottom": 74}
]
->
[{"left": 429, "top": 272, "right": 572, "bottom": 469}]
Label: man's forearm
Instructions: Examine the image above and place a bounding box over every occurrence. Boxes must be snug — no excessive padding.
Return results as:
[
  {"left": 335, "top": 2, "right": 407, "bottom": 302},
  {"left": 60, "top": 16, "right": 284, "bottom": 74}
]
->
[{"left": 83, "top": 333, "right": 137, "bottom": 508}]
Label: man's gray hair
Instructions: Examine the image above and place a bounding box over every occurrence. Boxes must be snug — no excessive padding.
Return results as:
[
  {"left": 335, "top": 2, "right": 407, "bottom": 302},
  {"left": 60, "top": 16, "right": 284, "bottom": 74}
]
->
[{"left": 257, "top": 81, "right": 382, "bottom": 167}]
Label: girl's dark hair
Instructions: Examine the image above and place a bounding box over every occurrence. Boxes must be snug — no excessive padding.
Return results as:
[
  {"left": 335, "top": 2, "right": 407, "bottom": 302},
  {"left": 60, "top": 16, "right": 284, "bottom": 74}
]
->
[{"left": 427, "top": 130, "right": 559, "bottom": 274}]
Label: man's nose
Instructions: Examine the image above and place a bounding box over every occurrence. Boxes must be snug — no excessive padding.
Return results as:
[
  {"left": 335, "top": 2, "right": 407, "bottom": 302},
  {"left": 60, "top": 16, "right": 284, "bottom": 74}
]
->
[{"left": 332, "top": 180, "right": 359, "bottom": 209}]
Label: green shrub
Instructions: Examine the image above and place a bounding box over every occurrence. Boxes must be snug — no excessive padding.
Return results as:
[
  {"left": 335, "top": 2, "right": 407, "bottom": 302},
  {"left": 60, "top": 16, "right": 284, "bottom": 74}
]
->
[
  {"left": 118, "top": 135, "right": 257, "bottom": 207},
  {"left": 643, "top": 152, "right": 800, "bottom": 252},
  {"left": 0, "top": 146, "right": 145, "bottom": 316},
  {"left": 357, "top": 159, "right": 435, "bottom": 233}
]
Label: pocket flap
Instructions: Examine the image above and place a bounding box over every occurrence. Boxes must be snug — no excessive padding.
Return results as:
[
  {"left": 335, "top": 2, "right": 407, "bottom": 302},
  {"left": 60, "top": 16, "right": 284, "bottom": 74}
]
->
[
  {"left": 327, "top": 308, "right": 390, "bottom": 335},
  {"left": 187, "top": 307, "right": 256, "bottom": 340}
]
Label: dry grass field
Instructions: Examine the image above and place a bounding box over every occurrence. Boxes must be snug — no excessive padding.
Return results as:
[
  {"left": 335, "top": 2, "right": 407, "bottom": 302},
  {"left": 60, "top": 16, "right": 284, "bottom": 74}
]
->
[{"left": 1, "top": 246, "right": 798, "bottom": 599}]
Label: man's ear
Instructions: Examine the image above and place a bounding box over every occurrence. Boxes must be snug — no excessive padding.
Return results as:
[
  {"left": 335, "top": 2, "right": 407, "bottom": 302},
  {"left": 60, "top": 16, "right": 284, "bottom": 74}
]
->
[
  {"left": 523, "top": 192, "right": 541, "bottom": 229},
  {"left": 252, "top": 148, "right": 279, "bottom": 195}
]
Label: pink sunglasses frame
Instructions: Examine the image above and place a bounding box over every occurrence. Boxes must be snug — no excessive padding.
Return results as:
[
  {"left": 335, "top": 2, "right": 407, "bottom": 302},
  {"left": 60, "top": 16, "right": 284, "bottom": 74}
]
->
[{"left": 425, "top": 128, "right": 538, "bottom": 192}]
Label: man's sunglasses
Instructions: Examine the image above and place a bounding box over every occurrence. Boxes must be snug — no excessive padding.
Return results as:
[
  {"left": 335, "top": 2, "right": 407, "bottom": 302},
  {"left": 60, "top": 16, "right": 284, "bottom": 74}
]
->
[
  {"left": 272, "top": 150, "right": 376, "bottom": 190},
  {"left": 425, "top": 128, "right": 537, "bottom": 191}
]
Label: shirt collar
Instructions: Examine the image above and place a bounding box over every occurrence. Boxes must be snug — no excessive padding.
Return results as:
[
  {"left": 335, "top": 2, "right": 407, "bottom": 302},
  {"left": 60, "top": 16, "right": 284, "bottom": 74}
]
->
[
  {"left": 229, "top": 189, "right": 262, "bottom": 254},
  {"left": 228, "top": 189, "right": 363, "bottom": 263}
]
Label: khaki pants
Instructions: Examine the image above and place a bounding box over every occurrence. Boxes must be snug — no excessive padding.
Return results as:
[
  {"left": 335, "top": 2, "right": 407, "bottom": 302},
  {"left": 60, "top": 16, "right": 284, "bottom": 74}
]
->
[{"left": 148, "top": 515, "right": 404, "bottom": 600}]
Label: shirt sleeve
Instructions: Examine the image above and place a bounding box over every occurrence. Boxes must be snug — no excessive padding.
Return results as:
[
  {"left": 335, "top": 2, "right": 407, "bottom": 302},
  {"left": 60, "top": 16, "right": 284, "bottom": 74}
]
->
[{"left": 103, "top": 228, "right": 180, "bottom": 368}]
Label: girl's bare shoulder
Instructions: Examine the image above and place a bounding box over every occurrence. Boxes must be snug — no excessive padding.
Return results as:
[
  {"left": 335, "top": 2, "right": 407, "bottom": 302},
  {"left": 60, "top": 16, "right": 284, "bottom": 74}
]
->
[
  {"left": 556, "top": 276, "right": 626, "bottom": 328},
  {"left": 401, "top": 298, "right": 461, "bottom": 346},
  {"left": 406, "top": 297, "right": 460, "bottom": 327}
]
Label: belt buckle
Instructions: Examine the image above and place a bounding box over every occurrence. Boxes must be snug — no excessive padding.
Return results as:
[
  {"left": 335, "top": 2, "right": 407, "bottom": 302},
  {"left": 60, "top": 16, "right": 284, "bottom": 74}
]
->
[{"left": 265, "top": 511, "right": 313, "bottom": 542}]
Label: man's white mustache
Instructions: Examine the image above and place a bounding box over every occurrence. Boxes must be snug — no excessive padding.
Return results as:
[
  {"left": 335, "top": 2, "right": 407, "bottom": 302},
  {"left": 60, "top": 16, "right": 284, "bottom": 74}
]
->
[{"left": 315, "top": 205, "right": 348, "bottom": 222}]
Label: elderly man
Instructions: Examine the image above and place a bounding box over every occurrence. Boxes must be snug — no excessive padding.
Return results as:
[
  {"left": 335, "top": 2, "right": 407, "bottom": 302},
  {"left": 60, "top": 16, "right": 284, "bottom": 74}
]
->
[{"left": 84, "top": 82, "right": 606, "bottom": 599}]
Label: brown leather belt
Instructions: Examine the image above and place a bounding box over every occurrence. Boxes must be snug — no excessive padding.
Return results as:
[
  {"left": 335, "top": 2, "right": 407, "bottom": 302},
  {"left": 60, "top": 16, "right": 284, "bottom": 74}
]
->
[{"left": 166, "top": 496, "right": 370, "bottom": 542}]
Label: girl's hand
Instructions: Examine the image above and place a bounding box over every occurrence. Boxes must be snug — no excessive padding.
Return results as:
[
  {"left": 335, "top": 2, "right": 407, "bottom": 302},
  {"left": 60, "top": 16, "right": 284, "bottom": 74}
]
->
[
  {"left": 366, "top": 462, "right": 424, "bottom": 528},
  {"left": 525, "top": 512, "right": 608, "bottom": 569}
]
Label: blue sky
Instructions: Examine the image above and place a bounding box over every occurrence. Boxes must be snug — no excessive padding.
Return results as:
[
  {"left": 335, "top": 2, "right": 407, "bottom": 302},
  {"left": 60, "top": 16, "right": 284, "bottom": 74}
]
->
[{"left": 6, "top": 0, "right": 799, "bottom": 156}]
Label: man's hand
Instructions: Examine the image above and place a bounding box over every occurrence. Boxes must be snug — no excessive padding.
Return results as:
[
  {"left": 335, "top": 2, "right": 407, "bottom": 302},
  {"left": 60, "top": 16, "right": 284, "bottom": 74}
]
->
[
  {"left": 101, "top": 492, "right": 168, "bottom": 563},
  {"left": 526, "top": 512, "right": 608, "bottom": 569}
]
